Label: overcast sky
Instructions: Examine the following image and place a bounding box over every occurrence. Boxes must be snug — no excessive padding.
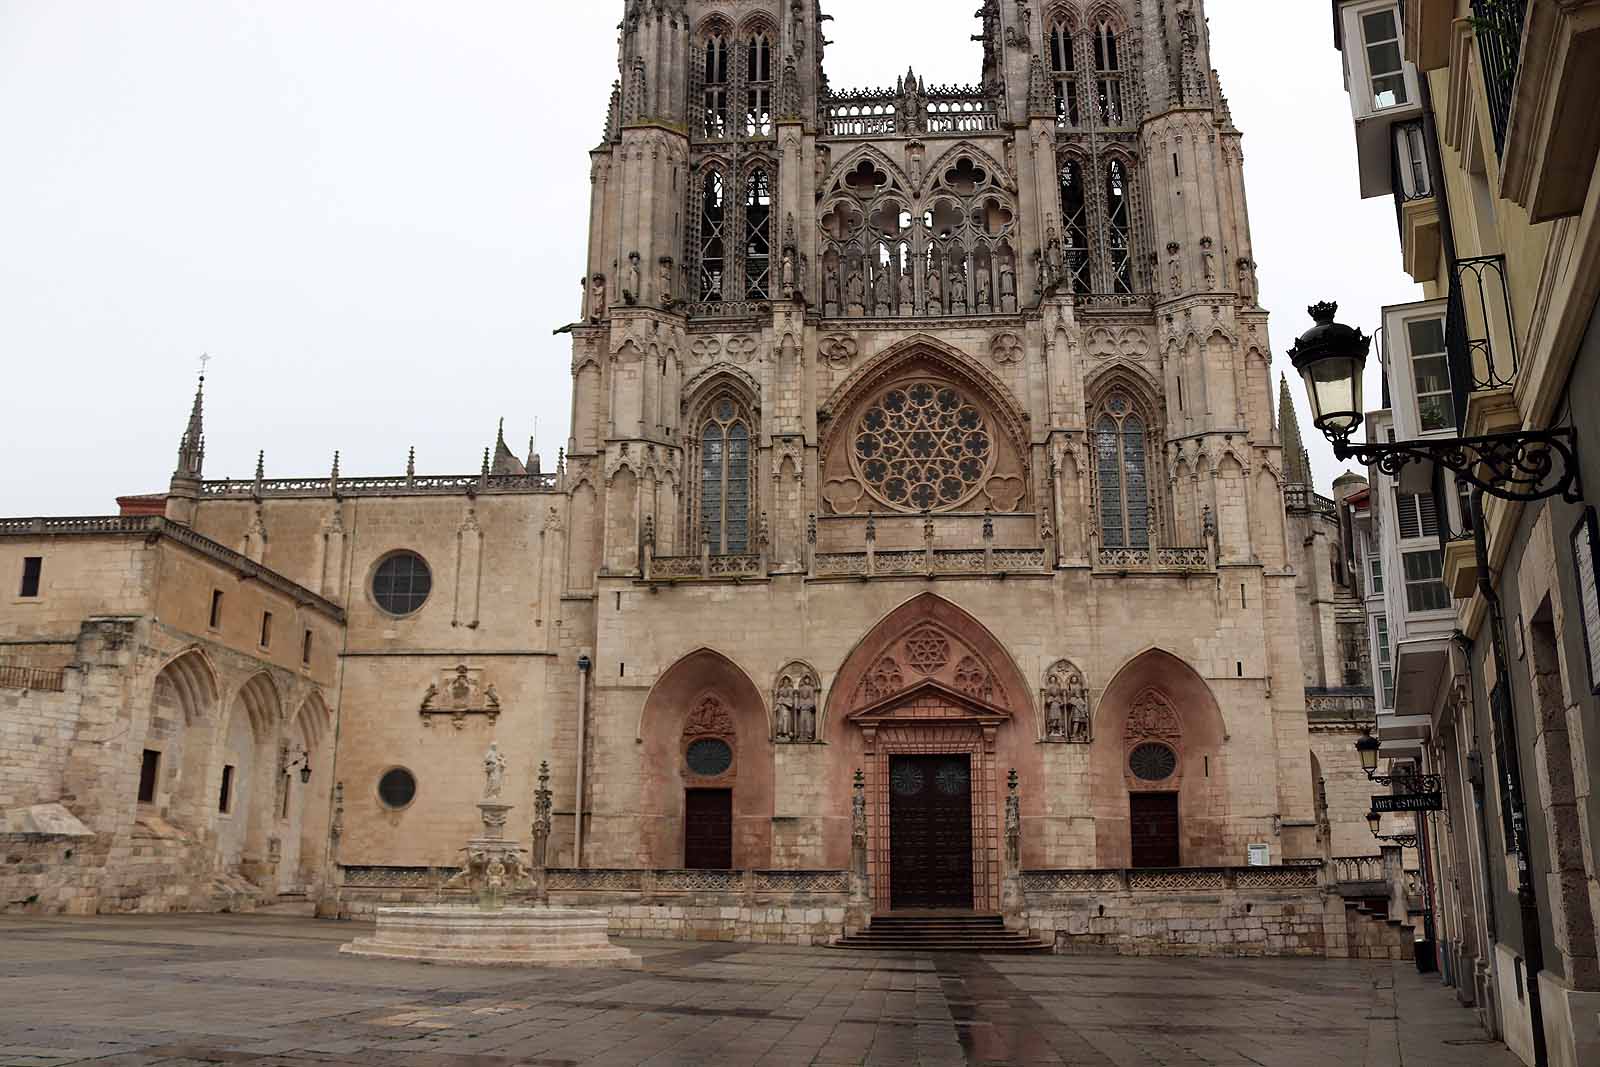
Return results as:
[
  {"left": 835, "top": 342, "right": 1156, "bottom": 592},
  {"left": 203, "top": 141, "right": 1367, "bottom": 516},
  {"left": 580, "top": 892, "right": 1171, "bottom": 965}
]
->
[{"left": 0, "top": 0, "right": 1415, "bottom": 514}]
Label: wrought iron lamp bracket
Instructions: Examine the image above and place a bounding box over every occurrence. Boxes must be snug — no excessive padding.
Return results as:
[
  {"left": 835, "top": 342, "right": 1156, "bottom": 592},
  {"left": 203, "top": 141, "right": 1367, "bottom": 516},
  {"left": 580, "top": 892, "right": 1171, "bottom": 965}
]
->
[
  {"left": 1367, "top": 771, "right": 1444, "bottom": 793},
  {"left": 1372, "top": 831, "right": 1419, "bottom": 848},
  {"left": 1329, "top": 426, "right": 1582, "bottom": 504}
]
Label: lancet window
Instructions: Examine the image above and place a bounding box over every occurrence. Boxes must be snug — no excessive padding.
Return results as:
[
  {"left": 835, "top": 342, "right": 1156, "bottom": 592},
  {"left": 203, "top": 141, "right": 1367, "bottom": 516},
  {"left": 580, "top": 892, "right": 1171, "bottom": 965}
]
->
[
  {"left": 1094, "top": 393, "right": 1152, "bottom": 549},
  {"left": 699, "top": 170, "right": 727, "bottom": 302},
  {"left": 819, "top": 153, "right": 1017, "bottom": 318},
  {"left": 744, "top": 32, "right": 772, "bottom": 137},
  {"left": 1049, "top": 20, "right": 1080, "bottom": 127},
  {"left": 744, "top": 167, "right": 772, "bottom": 299},
  {"left": 1058, "top": 160, "right": 1092, "bottom": 294},
  {"left": 1093, "top": 21, "right": 1125, "bottom": 127},
  {"left": 702, "top": 33, "right": 730, "bottom": 139},
  {"left": 1104, "top": 159, "right": 1133, "bottom": 293},
  {"left": 693, "top": 393, "right": 755, "bottom": 553}
]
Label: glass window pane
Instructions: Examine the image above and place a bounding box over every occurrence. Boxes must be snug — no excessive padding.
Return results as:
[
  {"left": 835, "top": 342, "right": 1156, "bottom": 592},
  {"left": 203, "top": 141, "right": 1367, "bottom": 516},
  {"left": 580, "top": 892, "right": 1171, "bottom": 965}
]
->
[
  {"left": 1123, "top": 416, "right": 1148, "bottom": 548},
  {"left": 726, "top": 423, "right": 749, "bottom": 552},
  {"left": 1361, "top": 9, "right": 1398, "bottom": 43},
  {"left": 701, "top": 424, "right": 723, "bottom": 547},
  {"left": 1372, "top": 73, "right": 1408, "bottom": 109},
  {"left": 1407, "top": 317, "right": 1445, "bottom": 355},
  {"left": 1096, "top": 416, "right": 1124, "bottom": 548}
]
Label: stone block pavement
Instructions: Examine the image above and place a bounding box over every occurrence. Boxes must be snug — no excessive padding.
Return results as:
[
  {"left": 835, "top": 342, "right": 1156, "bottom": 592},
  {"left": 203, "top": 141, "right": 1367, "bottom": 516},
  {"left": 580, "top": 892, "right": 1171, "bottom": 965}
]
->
[{"left": 0, "top": 915, "right": 1519, "bottom": 1066}]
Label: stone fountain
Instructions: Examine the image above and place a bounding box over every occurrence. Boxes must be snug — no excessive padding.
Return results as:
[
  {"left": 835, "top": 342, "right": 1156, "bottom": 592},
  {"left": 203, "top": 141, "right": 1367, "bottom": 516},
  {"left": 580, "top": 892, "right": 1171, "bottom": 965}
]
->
[{"left": 341, "top": 748, "right": 640, "bottom": 968}]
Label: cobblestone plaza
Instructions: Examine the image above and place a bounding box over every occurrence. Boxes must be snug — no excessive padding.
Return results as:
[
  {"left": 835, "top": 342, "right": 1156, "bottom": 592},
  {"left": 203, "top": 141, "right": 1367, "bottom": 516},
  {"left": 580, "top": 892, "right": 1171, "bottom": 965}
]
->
[{"left": 0, "top": 915, "right": 1513, "bottom": 1066}]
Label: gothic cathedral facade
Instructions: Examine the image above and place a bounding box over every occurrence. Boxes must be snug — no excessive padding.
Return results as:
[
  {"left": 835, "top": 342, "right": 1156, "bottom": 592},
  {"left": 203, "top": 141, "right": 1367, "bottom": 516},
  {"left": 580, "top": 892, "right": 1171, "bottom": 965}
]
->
[{"left": 562, "top": 0, "right": 1300, "bottom": 908}]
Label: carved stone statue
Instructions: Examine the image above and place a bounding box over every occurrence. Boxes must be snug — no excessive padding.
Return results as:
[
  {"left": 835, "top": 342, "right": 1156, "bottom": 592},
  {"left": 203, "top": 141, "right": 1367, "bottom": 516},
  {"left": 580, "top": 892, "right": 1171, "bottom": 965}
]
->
[
  {"left": 483, "top": 741, "right": 506, "bottom": 800},
  {"left": 625, "top": 252, "right": 641, "bottom": 305},
  {"left": 657, "top": 257, "right": 674, "bottom": 306},
  {"left": 795, "top": 676, "right": 818, "bottom": 742},
  {"left": 872, "top": 264, "right": 890, "bottom": 313},
  {"left": 975, "top": 268, "right": 992, "bottom": 311},
  {"left": 1004, "top": 779, "right": 1021, "bottom": 869},
  {"left": 898, "top": 267, "right": 915, "bottom": 312},
  {"left": 949, "top": 265, "right": 967, "bottom": 309},
  {"left": 781, "top": 246, "right": 797, "bottom": 297},
  {"left": 1067, "top": 692, "right": 1090, "bottom": 742},
  {"left": 588, "top": 274, "right": 607, "bottom": 321},
  {"left": 926, "top": 260, "right": 943, "bottom": 311},
  {"left": 1044, "top": 683, "right": 1068, "bottom": 739},
  {"left": 825, "top": 260, "right": 840, "bottom": 312},
  {"left": 845, "top": 264, "right": 866, "bottom": 313},
  {"left": 774, "top": 677, "right": 796, "bottom": 740},
  {"left": 998, "top": 256, "right": 1017, "bottom": 310}
]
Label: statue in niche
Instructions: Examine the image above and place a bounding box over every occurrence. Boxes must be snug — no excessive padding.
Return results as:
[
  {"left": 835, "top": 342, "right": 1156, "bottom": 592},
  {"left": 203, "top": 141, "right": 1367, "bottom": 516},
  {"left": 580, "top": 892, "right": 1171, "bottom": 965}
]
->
[
  {"left": 925, "top": 259, "right": 943, "bottom": 312},
  {"left": 1237, "top": 257, "right": 1256, "bottom": 303},
  {"left": 1043, "top": 662, "right": 1089, "bottom": 742},
  {"left": 657, "top": 257, "right": 674, "bottom": 307},
  {"left": 898, "top": 266, "right": 915, "bottom": 313},
  {"left": 824, "top": 261, "right": 840, "bottom": 313},
  {"left": 774, "top": 676, "right": 796, "bottom": 740},
  {"left": 1201, "top": 238, "right": 1217, "bottom": 290},
  {"left": 845, "top": 264, "right": 866, "bottom": 314},
  {"left": 795, "top": 676, "right": 818, "bottom": 742},
  {"left": 781, "top": 246, "right": 797, "bottom": 298},
  {"left": 1043, "top": 238, "right": 1062, "bottom": 294},
  {"left": 975, "top": 267, "right": 992, "bottom": 312},
  {"left": 483, "top": 741, "right": 506, "bottom": 799},
  {"left": 998, "top": 255, "right": 1017, "bottom": 311},
  {"left": 588, "top": 274, "right": 607, "bottom": 322},
  {"left": 873, "top": 263, "right": 891, "bottom": 313},
  {"left": 578, "top": 275, "right": 589, "bottom": 320},
  {"left": 625, "top": 252, "right": 640, "bottom": 305},
  {"left": 1169, "top": 255, "right": 1183, "bottom": 295},
  {"left": 949, "top": 264, "right": 967, "bottom": 310}
]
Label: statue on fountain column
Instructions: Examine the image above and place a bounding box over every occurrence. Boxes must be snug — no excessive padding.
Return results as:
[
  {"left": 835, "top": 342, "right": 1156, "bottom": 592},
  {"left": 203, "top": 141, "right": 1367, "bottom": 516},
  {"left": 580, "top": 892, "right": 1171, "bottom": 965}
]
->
[{"left": 483, "top": 742, "right": 506, "bottom": 800}]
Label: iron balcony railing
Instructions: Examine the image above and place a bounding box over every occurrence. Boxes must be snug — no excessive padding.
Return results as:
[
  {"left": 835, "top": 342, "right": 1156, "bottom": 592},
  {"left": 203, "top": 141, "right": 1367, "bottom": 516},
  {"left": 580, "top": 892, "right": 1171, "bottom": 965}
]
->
[
  {"left": 1390, "top": 118, "right": 1435, "bottom": 240},
  {"left": 1445, "top": 254, "right": 1519, "bottom": 423},
  {"left": 1469, "top": 0, "right": 1528, "bottom": 156}
]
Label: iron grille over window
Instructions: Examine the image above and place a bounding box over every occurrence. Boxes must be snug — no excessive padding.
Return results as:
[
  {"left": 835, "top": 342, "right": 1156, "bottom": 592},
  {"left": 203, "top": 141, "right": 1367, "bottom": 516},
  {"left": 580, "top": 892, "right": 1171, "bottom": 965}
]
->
[
  {"left": 1470, "top": 0, "right": 1527, "bottom": 156},
  {"left": 372, "top": 552, "right": 432, "bottom": 616},
  {"left": 1445, "top": 255, "right": 1518, "bottom": 422}
]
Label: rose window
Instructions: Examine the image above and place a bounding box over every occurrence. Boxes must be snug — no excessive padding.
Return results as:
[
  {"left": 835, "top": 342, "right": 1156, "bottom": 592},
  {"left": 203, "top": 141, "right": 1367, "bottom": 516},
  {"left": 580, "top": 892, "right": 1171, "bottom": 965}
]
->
[{"left": 852, "top": 381, "right": 994, "bottom": 512}]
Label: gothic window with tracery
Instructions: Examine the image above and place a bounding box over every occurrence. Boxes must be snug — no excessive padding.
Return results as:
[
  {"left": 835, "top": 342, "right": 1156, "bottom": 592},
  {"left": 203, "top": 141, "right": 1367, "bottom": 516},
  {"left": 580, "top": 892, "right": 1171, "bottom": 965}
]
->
[
  {"left": 1105, "top": 159, "right": 1133, "bottom": 293},
  {"left": 744, "top": 32, "right": 772, "bottom": 137},
  {"left": 703, "top": 33, "right": 730, "bottom": 138},
  {"left": 1095, "top": 394, "right": 1150, "bottom": 549},
  {"left": 744, "top": 167, "right": 772, "bottom": 299},
  {"left": 697, "top": 394, "right": 753, "bottom": 553},
  {"left": 699, "top": 170, "right": 726, "bottom": 301},
  {"left": 1058, "top": 159, "right": 1092, "bottom": 294},
  {"left": 1049, "top": 20, "right": 1080, "bottom": 127},
  {"left": 1093, "top": 22, "right": 1124, "bottom": 126},
  {"left": 852, "top": 381, "right": 994, "bottom": 512}
]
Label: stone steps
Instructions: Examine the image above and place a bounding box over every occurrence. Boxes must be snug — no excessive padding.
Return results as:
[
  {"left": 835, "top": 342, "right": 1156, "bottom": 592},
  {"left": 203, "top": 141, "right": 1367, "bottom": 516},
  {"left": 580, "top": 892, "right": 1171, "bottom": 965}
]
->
[{"left": 835, "top": 913, "right": 1051, "bottom": 953}]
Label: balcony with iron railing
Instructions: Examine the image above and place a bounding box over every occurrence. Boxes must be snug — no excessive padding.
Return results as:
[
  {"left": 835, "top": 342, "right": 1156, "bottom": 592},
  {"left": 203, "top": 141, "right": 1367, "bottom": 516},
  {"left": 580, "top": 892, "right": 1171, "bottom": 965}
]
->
[
  {"left": 1390, "top": 118, "right": 1443, "bottom": 283},
  {"left": 1469, "top": 0, "right": 1528, "bottom": 157},
  {"left": 1445, "top": 253, "right": 1520, "bottom": 435}
]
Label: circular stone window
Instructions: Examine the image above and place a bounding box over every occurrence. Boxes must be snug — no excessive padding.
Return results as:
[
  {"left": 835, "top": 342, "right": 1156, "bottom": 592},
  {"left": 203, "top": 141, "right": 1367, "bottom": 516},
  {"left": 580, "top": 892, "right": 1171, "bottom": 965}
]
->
[
  {"left": 372, "top": 551, "right": 432, "bottom": 616},
  {"left": 378, "top": 767, "right": 417, "bottom": 809},
  {"left": 1129, "top": 742, "right": 1178, "bottom": 782},
  {"left": 851, "top": 380, "right": 994, "bottom": 512},
  {"left": 685, "top": 738, "right": 733, "bottom": 777}
]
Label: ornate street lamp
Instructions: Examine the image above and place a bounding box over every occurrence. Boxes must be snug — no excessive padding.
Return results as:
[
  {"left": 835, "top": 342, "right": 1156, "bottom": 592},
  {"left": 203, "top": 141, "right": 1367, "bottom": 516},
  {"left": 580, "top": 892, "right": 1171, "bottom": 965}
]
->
[
  {"left": 287, "top": 749, "right": 313, "bottom": 784},
  {"left": 1289, "top": 303, "right": 1583, "bottom": 503},
  {"left": 1356, "top": 731, "right": 1381, "bottom": 776},
  {"left": 1352, "top": 730, "right": 1443, "bottom": 793},
  {"left": 1366, "top": 809, "right": 1418, "bottom": 849}
]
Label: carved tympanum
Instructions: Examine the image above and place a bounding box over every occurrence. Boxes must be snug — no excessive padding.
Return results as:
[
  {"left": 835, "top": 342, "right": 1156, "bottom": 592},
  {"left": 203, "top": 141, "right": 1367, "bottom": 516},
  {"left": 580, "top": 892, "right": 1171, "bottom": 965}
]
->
[{"left": 1126, "top": 688, "right": 1181, "bottom": 742}]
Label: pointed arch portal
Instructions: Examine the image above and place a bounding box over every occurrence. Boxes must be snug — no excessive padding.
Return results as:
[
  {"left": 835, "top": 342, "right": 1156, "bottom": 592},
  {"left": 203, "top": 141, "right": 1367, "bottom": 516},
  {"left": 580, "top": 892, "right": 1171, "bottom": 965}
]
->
[{"left": 827, "top": 593, "right": 1036, "bottom": 911}]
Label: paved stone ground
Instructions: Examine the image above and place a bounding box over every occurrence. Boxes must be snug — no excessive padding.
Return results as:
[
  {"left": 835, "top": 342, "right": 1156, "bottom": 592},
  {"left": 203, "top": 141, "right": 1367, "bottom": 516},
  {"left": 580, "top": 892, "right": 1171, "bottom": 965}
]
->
[{"left": 0, "top": 915, "right": 1518, "bottom": 1066}]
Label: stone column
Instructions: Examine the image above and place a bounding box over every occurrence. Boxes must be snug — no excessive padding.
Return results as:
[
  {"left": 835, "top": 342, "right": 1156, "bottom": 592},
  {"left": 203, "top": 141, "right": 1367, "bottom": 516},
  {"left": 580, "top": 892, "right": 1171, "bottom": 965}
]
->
[
  {"left": 1002, "top": 768, "right": 1026, "bottom": 929},
  {"left": 847, "top": 770, "right": 871, "bottom": 934}
]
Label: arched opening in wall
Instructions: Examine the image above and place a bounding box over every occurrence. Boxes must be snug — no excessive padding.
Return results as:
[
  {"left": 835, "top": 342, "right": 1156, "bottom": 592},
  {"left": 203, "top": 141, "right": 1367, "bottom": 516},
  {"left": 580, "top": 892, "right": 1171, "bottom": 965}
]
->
[
  {"left": 743, "top": 166, "right": 772, "bottom": 299},
  {"left": 684, "top": 375, "right": 758, "bottom": 554},
  {"left": 698, "top": 170, "right": 727, "bottom": 302},
  {"left": 1091, "top": 649, "right": 1228, "bottom": 868},
  {"left": 825, "top": 592, "right": 1040, "bottom": 912},
  {"left": 1104, "top": 159, "right": 1133, "bottom": 293},
  {"left": 637, "top": 650, "right": 773, "bottom": 869},
  {"left": 1058, "top": 157, "right": 1092, "bottom": 294},
  {"left": 279, "top": 690, "right": 332, "bottom": 893},
  {"left": 220, "top": 672, "right": 280, "bottom": 877},
  {"left": 149, "top": 648, "right": 219, "bottom": 833},
  {"left": 818, "top": 338, "right": 1031, "bottom": 525},
  {"left": 1047, "top": 13, "right": 1081, "bottom": 126}
]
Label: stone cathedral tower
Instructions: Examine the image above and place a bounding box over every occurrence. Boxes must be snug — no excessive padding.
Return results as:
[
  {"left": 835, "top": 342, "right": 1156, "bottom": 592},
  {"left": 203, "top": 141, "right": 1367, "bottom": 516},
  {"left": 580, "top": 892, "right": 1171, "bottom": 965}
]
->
[{"left": 559, "top": 0, "right": 1311, "bottom": 913}]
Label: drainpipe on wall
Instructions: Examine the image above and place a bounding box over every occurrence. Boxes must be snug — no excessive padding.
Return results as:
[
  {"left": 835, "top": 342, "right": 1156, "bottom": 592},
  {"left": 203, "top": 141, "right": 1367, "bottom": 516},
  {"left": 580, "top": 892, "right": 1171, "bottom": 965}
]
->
[
  {"left": 574, "top": 652, "right": 592, "bottom": 868},
  {"left": 1472, "top": 488, "right": 1548, "bottom": 1066}
]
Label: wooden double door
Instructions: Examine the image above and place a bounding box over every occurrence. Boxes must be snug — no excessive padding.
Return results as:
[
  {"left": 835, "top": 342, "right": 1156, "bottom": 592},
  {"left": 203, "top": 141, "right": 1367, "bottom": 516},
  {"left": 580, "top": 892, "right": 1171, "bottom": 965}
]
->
[
  {"left": 889, "top": 754, "right": 974, "bottom": 909},
  {"left": 684, "top": 788, "right": 733, "bottom": 869},
  {"left": 1130, "top": 792, "right": 1180, "bottom": 868}
]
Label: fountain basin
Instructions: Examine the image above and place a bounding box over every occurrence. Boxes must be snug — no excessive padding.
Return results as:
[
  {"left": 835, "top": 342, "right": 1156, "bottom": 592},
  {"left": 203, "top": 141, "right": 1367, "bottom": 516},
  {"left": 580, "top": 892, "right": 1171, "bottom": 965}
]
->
[{"left": 340, "top": 905, "right": 643, "bottom": 968}]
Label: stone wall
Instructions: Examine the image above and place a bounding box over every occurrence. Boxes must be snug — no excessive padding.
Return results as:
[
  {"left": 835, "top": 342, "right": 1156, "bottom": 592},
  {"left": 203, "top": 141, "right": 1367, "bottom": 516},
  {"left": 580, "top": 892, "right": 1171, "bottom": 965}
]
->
[{"left": 1021, "top": 867, "right": 1411, "bottom": 959}]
